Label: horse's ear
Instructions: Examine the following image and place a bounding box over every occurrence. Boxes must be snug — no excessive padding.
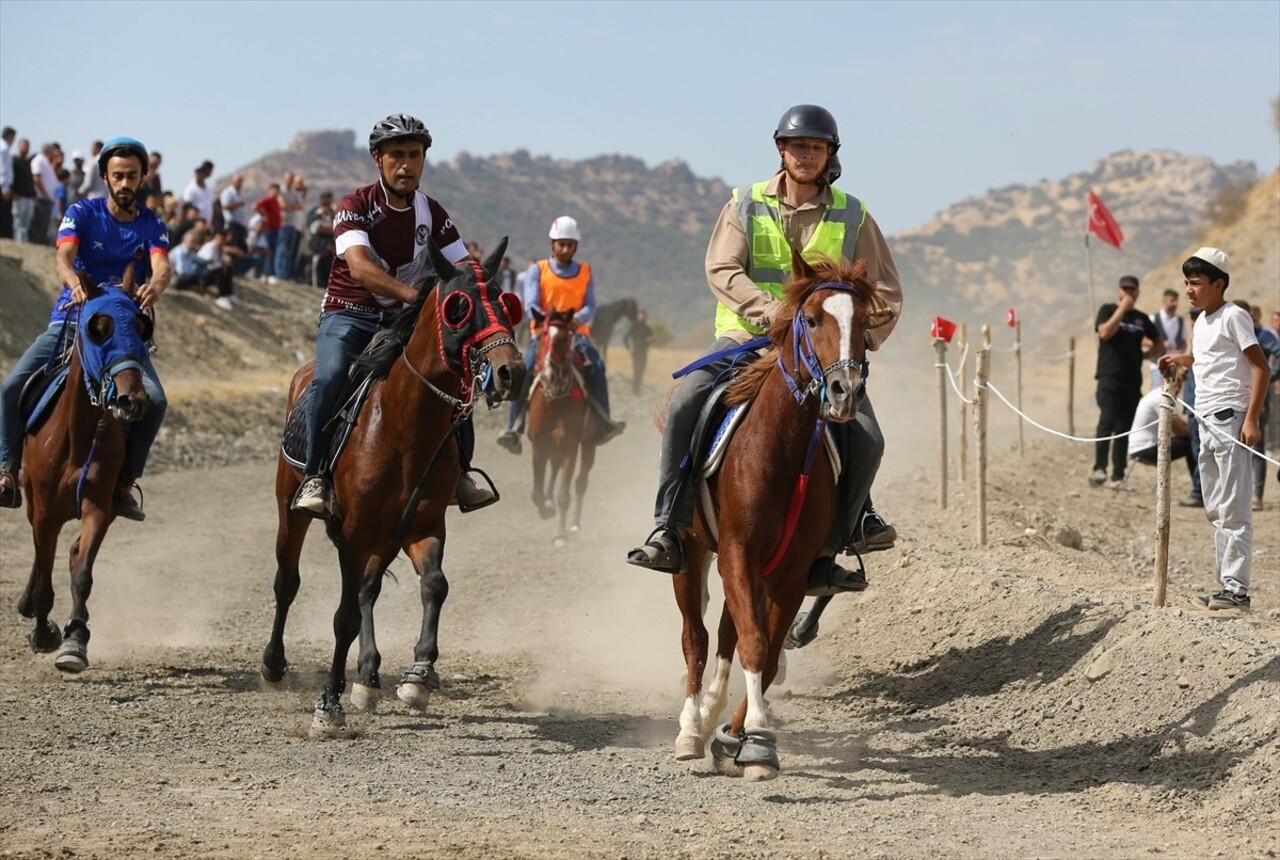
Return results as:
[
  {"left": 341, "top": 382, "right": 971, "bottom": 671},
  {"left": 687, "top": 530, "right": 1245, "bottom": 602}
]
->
[
  {"left": 120, "top": 262, "right": 137, "bottom": 297},
  {"left": 78, "top": 269, "right": 101, "bottom": 300},
  {"left": 428, "top": 239, "right": 459, "bottom": 282},
  {"left": 531, "top": 306, "right": 545, "bottom": 325},
  {"left": 791, "top": 246, "right": 816, "bottom": 281},
  {"left": 480, "top": 236, "right": 508, "bottom": 281}
]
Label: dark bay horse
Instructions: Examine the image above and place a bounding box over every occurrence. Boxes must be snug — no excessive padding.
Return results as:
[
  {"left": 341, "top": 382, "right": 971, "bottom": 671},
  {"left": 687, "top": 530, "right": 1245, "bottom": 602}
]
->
[
  {"left": 669, "top": 253, "right": 891, "bottom": 780},
  {"left": 18, "top": 270, "right": 154, "bottom": 674},
  {"left": 262, "top": 240, "right": 525, "bottom": 736},
  {"left": 592, "top": 297, "right": 636, "bottom": 363},
  {"left": 526, "top": 306, "right": 596, "bottom": 545}
]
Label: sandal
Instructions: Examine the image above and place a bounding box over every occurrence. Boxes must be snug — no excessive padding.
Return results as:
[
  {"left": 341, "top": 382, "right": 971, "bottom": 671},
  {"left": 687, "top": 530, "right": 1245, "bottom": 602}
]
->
[{"left": 626, "top": 527, "right": 683, "bottom": 574}]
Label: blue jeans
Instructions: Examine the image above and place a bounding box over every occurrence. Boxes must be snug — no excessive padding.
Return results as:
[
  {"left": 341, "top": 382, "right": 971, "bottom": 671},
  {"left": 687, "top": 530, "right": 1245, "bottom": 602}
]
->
[
  {"left": 276, "top": 226, "right": 300, "bottom": 281},
  {"left": 0, "top": 322, "right": 166, "bottom": 483},
  {"left": 507, "top": 333, "right": 611, "bottom": 429},
  {"left": 261, "top": 229, "right": 279, "bottom": 278},
  {"left": 1185, "top": 370, "right": 1203, "bottom": 500},
  {"left": 304, "top": 310, "right": 381, "bottom": 475}
]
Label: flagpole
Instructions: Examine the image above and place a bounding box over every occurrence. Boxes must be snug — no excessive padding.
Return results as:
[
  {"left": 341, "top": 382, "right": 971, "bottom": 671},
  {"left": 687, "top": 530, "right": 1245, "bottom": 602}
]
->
[{"left": 1085, "top": 232, "right": 1097, "bottom": 324}]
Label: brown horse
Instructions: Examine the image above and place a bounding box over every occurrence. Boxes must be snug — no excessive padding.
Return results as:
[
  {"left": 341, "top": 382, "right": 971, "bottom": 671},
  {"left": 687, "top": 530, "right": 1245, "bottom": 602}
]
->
[
  {"left": 669, "top": 253, "right": 890, "bottom": 780},
  {"left": 262, "top": 240, "right": 525, "bottom": 736},
  {"left": 18, "top": 270, "right": 154, "bottom": 674},
  {"left": 526, "top": 306, "right": 597, "bottom": 545}
]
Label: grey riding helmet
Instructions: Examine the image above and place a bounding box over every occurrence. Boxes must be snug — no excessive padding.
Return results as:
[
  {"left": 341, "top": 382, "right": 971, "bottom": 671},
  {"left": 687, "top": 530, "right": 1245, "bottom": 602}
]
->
[{"left": 368, "top": 114, "right": 433, "bottom": 153}]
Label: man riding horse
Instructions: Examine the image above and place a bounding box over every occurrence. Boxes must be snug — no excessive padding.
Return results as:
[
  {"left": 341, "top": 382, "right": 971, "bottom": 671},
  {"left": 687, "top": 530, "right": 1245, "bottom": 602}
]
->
[
  {"left": 0, "top": 137, "right": 170, "bottom": 519},
  {"left": 292, "top": 114, "right": 497, "bottom": 517},
  {"left": 496, "top": 215, "right": 625, "bottom": 453},
  {"left": 626, "top": 104, "right": 902, "bottom": 594}
]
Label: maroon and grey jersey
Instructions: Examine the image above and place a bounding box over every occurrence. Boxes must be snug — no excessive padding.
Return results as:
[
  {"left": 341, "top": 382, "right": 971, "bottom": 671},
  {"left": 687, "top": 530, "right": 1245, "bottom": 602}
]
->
[{"left": 323, "top": 180, "right": 468, "bottom": 313}]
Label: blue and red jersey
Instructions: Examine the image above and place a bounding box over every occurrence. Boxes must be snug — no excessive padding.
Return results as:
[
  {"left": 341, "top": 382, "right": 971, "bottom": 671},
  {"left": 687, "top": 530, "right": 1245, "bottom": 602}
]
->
[{"left": 53, "top": 198, "right": 169, "bottom": 323}]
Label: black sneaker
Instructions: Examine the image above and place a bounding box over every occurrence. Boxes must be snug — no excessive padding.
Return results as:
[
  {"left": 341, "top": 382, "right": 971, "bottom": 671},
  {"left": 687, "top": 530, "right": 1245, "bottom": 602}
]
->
[
  {"left": 851, "top": 509, "right": 897, "bottom": 554},
  {"left": 1177, "top": 495, "right": 1204, "bottom": 508},
  {"left": 597, "top": 421, "right": 626, "bottom": 446},
  {"left": 806, "top": 556, "right": 868, "bottom": 596},
  {"left": 1207, "top": 589, "right": 1251, "bottom": 610},
  {"left": 496, "top": 431, "right": 522, "bottom": 454}
]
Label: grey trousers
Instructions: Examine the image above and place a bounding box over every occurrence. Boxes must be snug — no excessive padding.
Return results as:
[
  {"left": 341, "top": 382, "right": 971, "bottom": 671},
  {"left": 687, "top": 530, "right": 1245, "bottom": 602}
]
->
[
  {"left": 652, "top": 336, "right": 884, "bottom": 553},
  {"left": 1199, "top": 410, "right": 1254, "bottom": 594}
]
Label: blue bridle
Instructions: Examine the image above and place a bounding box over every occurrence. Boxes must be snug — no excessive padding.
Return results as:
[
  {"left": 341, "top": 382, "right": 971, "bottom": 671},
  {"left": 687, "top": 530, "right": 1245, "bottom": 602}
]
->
[
  {"left": 776, "top": 281, "right": 871, "bottom": 406},
  {"left": 75, "top": 289, "right": 148, "bottom": 408}
]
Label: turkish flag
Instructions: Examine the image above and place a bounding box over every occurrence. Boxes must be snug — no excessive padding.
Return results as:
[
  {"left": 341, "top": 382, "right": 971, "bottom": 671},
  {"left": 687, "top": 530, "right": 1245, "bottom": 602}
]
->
[
  {"left": 1006, "top": 308, "right": 1017, "bottom": 328},
  {"left": 1087, "top": 190, "right": 1124, "bottom": 249},
  {"left": 931, "top": 315, "right": 957, "bottom": 342}
]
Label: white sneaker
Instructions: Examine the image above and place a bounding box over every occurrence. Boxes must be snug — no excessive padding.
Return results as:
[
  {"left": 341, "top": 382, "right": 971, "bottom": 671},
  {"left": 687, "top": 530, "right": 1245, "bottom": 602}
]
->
[
  {"left": 214, "top": 296, "right": 234, "bottom": 311},
  {"left": 1088, "top": 469, "right": 1106, "bottom": 487},
  {"left": 266, "top": 276, "right": 279, "bottom": 285},
  {"left": 1104, "top": 478, "right": 1132, "bottom": 492}
]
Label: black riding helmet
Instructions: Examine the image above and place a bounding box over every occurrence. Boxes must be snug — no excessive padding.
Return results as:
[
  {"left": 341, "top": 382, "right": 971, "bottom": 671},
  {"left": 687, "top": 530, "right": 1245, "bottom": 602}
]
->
[
  {"left": 773, "top": 104, "right": 840, "bottom": 152},
  {"left": 368, "top": 113, "right": 433, "bottom": 154},
  {"left": 97, "top": 136, "right": 149, "bottom": 178},
  {"left": 825, "top": 153, "right": 842, "bottom": 185}
]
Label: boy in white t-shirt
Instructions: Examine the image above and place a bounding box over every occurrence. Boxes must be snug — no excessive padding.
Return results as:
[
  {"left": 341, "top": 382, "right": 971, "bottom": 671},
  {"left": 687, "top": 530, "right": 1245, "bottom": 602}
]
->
[{"left": 1158, "top": 247, "right": 1270, "bottom": 610}]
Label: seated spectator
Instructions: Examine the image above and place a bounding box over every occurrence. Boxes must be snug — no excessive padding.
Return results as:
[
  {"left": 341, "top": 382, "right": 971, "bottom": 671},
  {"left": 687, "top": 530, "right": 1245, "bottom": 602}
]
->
[
  {"left": 197, "top": 228, "right": 239, "bottom": 310},
  {"left": 1127, "top": 372, "right": 1196, "bottom": 484},
  {"left": 169, "top": 202, "right": 202, "bottom": 246},
  {"left": 170, "top": 229, "right": 209, "bottom": 290}
]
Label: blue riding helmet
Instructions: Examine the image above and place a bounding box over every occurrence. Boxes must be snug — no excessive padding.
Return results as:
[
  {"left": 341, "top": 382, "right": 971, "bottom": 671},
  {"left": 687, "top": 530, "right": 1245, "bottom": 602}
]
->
[{"left": 97, "top": 137, "right": 150, "bottom": 178}]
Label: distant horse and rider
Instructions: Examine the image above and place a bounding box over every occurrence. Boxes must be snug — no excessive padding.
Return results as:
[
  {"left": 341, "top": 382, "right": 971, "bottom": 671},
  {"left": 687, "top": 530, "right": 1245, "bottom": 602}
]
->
[{"left": 262, "top": 241, "right": 526, "bottom": 736}]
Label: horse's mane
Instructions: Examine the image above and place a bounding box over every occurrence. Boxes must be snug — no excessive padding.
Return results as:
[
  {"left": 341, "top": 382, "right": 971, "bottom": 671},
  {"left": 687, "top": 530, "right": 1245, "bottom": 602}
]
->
[
  {"left": 350, "top": 275, "right": 437, "bottom": 379},
  {"left": 724, "top": 256, "right": 887, "bottom": 406}
]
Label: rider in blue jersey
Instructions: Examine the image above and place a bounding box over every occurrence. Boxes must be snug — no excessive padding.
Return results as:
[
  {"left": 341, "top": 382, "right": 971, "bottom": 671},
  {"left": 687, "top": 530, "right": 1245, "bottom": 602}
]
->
[{"left": 0, "top": 137, "right": 172, "bottom": 517}]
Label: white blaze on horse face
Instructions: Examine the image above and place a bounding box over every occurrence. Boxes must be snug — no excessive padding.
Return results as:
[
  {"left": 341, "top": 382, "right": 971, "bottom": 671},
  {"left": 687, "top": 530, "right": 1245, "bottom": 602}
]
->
[{"left": 822, "top": 293, "right": 856, "bottom": 363}]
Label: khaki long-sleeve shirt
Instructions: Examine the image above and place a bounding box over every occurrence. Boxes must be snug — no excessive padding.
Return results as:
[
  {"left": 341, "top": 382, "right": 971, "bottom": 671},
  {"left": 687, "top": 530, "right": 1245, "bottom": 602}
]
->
[{"left": 705, "top": 171, "right": 903, "bottom": 347}]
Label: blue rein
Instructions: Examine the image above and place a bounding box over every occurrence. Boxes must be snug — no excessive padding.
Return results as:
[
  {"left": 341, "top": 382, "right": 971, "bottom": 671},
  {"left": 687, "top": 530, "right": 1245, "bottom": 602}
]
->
[{"left": 776, "top": 281, "right": 870, "bottom": 407}]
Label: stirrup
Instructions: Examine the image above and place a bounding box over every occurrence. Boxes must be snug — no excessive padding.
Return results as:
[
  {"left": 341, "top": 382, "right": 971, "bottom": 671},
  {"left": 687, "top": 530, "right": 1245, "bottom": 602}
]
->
[
  {"left": 456, "top": 468, "right": 500, "bottom": 513},
  {"left": 626, "top": 526, "right": 683, "bottom": 574}
]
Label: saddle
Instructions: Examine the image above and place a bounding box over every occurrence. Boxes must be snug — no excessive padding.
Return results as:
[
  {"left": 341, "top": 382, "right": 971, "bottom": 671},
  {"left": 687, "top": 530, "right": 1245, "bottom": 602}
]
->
[
  {"left": 279, "top": 328, "right": 398, "bottom": 472},
  {"left": 19, "top": 335, "right": 76, "bottom": 434}
]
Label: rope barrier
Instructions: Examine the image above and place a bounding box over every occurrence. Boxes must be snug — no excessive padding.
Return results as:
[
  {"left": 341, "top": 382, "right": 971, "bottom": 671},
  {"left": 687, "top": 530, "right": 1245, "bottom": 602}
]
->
[
  {"left": 993, "top": 342, "right": 1021, "bottom": 353},
  {"left": 1175, "top": 395, "right": 1280, "bottom": 467},
  {"left": 937, "top": 358, "right": 975, "bottom": 405},
  {"left": 986, "top": 381, "right": 1157, "bottom": 443},
  {"left": 1030, "top": 349, "right": 1075, "bottom": 362}
]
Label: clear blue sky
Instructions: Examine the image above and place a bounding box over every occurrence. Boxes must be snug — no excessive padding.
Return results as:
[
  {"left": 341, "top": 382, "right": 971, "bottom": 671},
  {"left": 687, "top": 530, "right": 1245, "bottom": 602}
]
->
[{"left": 2, "top": 0, "right": 1276, "bottom": 234}]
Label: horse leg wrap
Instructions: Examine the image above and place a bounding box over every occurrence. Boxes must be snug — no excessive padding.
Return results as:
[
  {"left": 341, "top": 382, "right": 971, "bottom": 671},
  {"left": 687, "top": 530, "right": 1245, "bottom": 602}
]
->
[
  {"left": 399, "top": 662, "right": 441, "bottom": 691},
  {"left": 734, "top": 727, "right": 780, "bottom": 770}
]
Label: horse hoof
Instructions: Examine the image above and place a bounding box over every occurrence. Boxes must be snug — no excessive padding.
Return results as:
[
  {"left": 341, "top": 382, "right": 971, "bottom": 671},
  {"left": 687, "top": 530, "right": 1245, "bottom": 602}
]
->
[
  {"left": 309, "top": 708, "right": 346, "bottom": 739},
  {"left": 396, "top": 683, "right": 431, "bottom": 711},
  {"left": 674, "top": 734, "right": 705, "bottom": 761},
  {"left": 350, "top": 683, "right": 380, "bottom": 713},
  {"left": 27, "top": 619, "right": 63, "bottom": 653},
  {"left": 568, "top": 524, "right": 580, "bottom": 534},
  {"left": 261, "top": 663, "right": 285, "bottom": 684},
  {"left": 553, "top": 534, "right": 568, "bottom": 548},
  {"left": 53, "top": 640, "right": 88, "bottom": 674},
  {"left": 538, "top": 505, "right": 556, "bottom": 521},
  {"left": 743, "top": 763, "right": 779, "bottom": 782}
]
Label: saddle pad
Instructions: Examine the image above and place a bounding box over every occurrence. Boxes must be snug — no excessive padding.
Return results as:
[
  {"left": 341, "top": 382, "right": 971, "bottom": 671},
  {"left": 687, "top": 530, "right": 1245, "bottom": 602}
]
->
[
  {"left": 280, "top": 376, "right": 373, "bottom": 472},
  {"left": 702, "top": 406, "right": 841, "bottom": 485},
  {"left": 23, "top": 365, "right": 71, "bottom": 433}
]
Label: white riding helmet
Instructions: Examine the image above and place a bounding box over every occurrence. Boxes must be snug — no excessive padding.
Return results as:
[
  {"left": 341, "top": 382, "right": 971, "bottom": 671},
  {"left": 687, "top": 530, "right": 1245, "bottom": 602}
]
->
[{"left": 548, "top": 215, "right": 581, "bottom": 242}]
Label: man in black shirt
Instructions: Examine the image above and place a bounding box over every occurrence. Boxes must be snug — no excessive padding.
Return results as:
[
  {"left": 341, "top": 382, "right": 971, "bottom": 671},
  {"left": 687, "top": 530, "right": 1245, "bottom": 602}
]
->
[{"left": 1092, "top": 274, "right": 1162, "bottom": 488}]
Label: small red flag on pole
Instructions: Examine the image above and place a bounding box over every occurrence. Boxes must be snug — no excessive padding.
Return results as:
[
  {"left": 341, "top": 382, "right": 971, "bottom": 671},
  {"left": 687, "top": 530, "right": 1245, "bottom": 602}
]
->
[
  {"left": 931, "top": 315, "right": 957, "bottom": 342},
  {"left": 1087, "top": 190, "right": 1124, "bottom": 250},
  {"left": 1006, "top": 308, "right": 1017, "bottom": 328}
]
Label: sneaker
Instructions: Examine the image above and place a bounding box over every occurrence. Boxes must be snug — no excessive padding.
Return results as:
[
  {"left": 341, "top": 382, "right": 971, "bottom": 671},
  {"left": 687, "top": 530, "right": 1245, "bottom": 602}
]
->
[
  {"left": 596, "top": 420, "right": 626, "bottom": 446},
  {"left": 112, "top": 486, "right": 146, "bottom": 521},
  {"left": 851, "top": 509, "right": 897, "bottom": 554},
  {"left": 0, "top": 468, "right": 20, "bottom": 509},
  {"left": 291, "top": 475, "right": 329, "bottom": 518},
  {"left": 266, "top": 276, "right": 279, "bottom": 285},
  {"left": 496, "top": 430, "right": 522, "bottom": 454},
  {"left": 1104, "top": 478, "right": 1132, "bottom": 492},
  {"left": 1177, "top": 495, "right": 1204, "bottom": 508},
  {"left": 452, "top": 472, "right": 496, "bottom": 508},
  {"left": 214, "top": 296, "right": 235, "bottom": 311},
  {"left": 1252, "top": 497, "right": 1264, "bottom": 512},
  {"left": 1207, "top": 589, "right": 1251, "bottom": 611},
  {"left": 1089, "top": 469, "right": 1107, "bottom": 487}
]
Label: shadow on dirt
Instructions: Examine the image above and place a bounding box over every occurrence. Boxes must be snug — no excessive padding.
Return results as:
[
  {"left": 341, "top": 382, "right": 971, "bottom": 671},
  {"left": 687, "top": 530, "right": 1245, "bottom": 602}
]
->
[{"left": 455, "top": 708, "right": 672, "bottom": 753}]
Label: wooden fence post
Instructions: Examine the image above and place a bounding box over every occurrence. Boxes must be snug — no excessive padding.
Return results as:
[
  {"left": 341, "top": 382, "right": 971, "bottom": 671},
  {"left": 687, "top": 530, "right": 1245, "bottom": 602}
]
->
[
  {"left": 1067, "top": 336, "right": 1076, "bottom": 438},
  {"left": 1154, "top": 373, "right": 1173, "bottom": 607},
  {"left": 958, "top": 324, "right": 969, "bottom": 483},
  {"left": 1016, "top": 318, "right": 1024, "bottom": 457},
  {"left": 934, "top": 337, "right": 948, "bottom": 509},
  {"left": 975, "top": 325, "right": 991, "bottom": 546}
]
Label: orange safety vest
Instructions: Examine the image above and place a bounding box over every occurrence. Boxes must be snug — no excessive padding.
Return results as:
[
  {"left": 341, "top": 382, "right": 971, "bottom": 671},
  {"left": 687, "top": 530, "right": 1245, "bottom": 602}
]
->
[{"left": 533, "top": 259, "right": 592, "bottom": 336}]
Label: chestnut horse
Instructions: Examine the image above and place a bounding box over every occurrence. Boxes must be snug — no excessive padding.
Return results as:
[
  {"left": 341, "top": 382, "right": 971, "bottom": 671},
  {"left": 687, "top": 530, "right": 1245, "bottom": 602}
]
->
[
  {"left": 18, "top": 270, "right": 154, "bottom": 674},
  {"left": 262, "top": 241, "right": 525, "bottom": 736},
  {"left": 526, "top": 306, "right": 597, "bottom": 545},
  {"left": 669, "top": 253, "right": 890, "bottom": 780}
]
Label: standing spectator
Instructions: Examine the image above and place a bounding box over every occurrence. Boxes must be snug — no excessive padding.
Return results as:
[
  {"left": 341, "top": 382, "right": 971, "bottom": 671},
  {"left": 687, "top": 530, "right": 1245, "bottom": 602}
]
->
[
  {"left": 1090, "top": 274, "right": 1163, "bottom": 489},
  {"left": 9, "top": 138, "right": 35, "bottom": 243},
  {"left": 0, "top": 126, "right": 14, "bottom": 239},
  {"left": 1158, "top": 248, "right": 1269, "bottom": 610},
  {"left": 1179, "top": 307, "right": 1207, "bottom": 508},
  {"left": 29, "top": 141, "right": 60, "bottom": 245},
  {"left": 623, "top": 309, "right": 654, "bottom": 395},
  {"left": 77, "top": 141, "right": 106, "bottom": 200},
  {"left": 253, "top": 183, "right": 283, "bottom": 282},
  {"left": 495, "top": 255, "right": 516, "bottom": 293},
  {"left": 1149, "top": 288, "right": 1187, "bottom": 390},
  {"left": 53, "top": 168, "right": 71, "bottom": 222},
  {"left": 219, "top": 173, "right": 249, "bottom": 255},
  {"left": 245, "top": 211, "right": 270, "bottom": 278},
  {"left": 138, "top": 150, "right": 163, "bottom": 199},
  {"left": 1243, "top": 301, "right": 1279, "bottom": 510},
  {"left": 306, "top": 190, "right": 336, "bottom": 289},
  {"left": 182, "top": 159, "right": 215, "bottom": 222},
  {"left": 512, "top": 257, "right": 537, "bottom": 349},
  {"left": 68, "top": 151, "right": 87, "bottom": 205},
  {"left": 276, "top": 171, "right": 305, "bottom": 282}
]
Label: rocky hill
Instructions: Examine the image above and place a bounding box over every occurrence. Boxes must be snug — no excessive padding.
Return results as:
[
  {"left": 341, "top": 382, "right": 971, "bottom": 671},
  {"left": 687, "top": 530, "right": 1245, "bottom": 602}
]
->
[{"left": 891, "top": 150, "right": 1259, "bottom": 337}]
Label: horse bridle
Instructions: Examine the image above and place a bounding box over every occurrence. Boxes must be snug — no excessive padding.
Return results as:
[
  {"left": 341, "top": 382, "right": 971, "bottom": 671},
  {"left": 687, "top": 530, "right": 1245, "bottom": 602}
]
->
[{"left": 776, "top": 281, "right": 870, "bottom": 406}]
